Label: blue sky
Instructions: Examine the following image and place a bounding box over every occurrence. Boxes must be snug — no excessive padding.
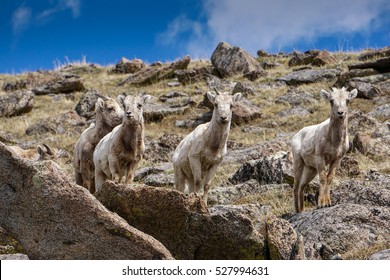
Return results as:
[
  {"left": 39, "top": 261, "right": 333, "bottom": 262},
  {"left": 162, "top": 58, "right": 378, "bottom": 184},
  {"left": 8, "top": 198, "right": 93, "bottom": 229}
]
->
[{"left": 1, "top": 0, "right": 390, "bottom": 73}]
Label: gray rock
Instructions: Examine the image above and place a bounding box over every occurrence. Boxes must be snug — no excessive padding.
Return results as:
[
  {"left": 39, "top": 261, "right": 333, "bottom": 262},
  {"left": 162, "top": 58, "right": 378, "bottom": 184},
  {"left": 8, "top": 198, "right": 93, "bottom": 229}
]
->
[
  {"left": 229, "top": 151, "right": 293, "bottom": 186},
  {"left": 211, "top": 42, "right": 265, "bottom": 78},
  {"left": 144, "top": 172, "right": 175, "bottom": 187},
  {"left": 0, "top": 90, "right": 34, "bottom": 117},
  {"left": 25, "top": 110, "right": 87, "bottom": 136},
  {"left": 144, "top": 100, "right": 193, "bottom": 122},
  {"left": 0, "top": 253, "right": 29, "bottom": 260},
  {"left": 288, "top": 50, "right": 337, "bottom": 67},
  {"left": 0, "top": 142, "right": 173, "bottom": 260},
  {"left": 2, "top": 80, "right": 27, "bottom": 92},
  {"left": 369, "top": 249, "right": 390, "bottom": 260},
  {"left": 174, "top": 66, "right": 215, "bottom": 85},
  {"left": 358, "top": 46, "right": 390, "bottom": 60},
  {"left": 277, "top": 106, "right": 311, "bottom": 118},
  {"left": 275, "top": 90, "right": 318, "bottom": 106},
  {"left": 74, "top": 89, "right": 100, "bottom": 119},
  {"left": 288, "top": 203, "right": 390, "bottom": 259},
  {"left": 368, "top": 104, "right": 390, "bottom": 119},
  {"left": 276, "top": 69, "right": 340, "bottom": 85},
  {"left": 349, "top": 57, "right": 390, "bottom": 73}
]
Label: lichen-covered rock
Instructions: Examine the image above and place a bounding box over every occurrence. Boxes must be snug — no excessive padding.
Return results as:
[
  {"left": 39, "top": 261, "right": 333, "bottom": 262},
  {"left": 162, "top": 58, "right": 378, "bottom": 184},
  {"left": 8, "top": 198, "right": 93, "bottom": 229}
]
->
[
  {"left": 276, "top": 69, "right": 340, "bottom": 85},
  {"left": 211, "top": 42, "right": 265, "bottom": 78},
  {"left": 288, "top": 203, "right": 390, "bottom": 259},
  {"left": 0, "top": 142, "right": 173, "bottom": 260},
  {"left": 32, "top": 72, "right": 85, "bottom": 95},
  {"left": 96, "top": 181, "right": 271, "bottom": 260},
  {"left": 0, "top": 90, "right": 34, "bottom": 117},
  {"left": 113, "top": 57, "right": 146, "bottom": 74}
]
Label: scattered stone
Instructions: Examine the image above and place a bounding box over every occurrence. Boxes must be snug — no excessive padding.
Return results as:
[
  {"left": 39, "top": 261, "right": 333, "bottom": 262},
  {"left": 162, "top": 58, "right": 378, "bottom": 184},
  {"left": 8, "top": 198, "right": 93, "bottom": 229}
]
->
[
  {"left": 368, "top": 104, "right": 390, "bottom": 119},
  {"left": 175, "top": 66, "right": 215, "bottom": 84},
  {"left": 232, "top": 82, "right": 257, "bottom": 96},
  {"left": 159, "top": 91, "right": 189, "bottom": 102},
  {"left": 257, "top": 49, "right": 270, "bottom": 57},
  {"left": 144, "top": 172, "right": 175, "bottom": 187},
  {"left": 25, "top": 110, "right": 87, "bottom": 136},
  {"left": 0, "top": 254, "right": 29, "bottom": 260},
  {"left": 288, "top": 50, "right": 337, "bottom": 67},
  {"left": 0, "top": 90, "right": 34, "bottom": 117},
  {"left": 243, "top": 69, "right": 267, "bottom": 81},
  {"left": 2, "top": 80, "right": 27, "bottom": 92},
  {"left": 277, "top": 106, "right": 311, "bottom": 118},
  {"left": 211, "top": 42, "right": 265, "bottom": 78},
  {"left": 119, "top": 56, "right": 191, "bottom": 86},
  {"left": 144, "top": 100, "right": 193, "bottom": 122},
  {"left": 32, "top": 73, "right": 85, "bottom": 95},
  {"left": 369, "top": 249, "right": 390, "bottom": 260},
  {"left": 0, "top": 143, "right": 173, "bottom": 260}
]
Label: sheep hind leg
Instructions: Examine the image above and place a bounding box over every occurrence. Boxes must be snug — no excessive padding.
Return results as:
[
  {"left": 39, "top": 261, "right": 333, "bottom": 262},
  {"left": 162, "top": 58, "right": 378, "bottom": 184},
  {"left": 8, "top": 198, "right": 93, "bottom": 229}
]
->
[
  {"left": 293, "top": 155, "right": 304, "bottom": 213},
  {"left": 174, "top": 166, "right": 187, "bottom": 193},
  {"left": 324, "top": 159, "right": 341, "bottom": 207},
  {"left": 297, "top": 165, "right": 317, "bottom": 212},
  {"left": 75, "top": 170, "right": 83, "bottom": 187},
  {"left": 95, "top": 168, "right": 107, "bottom": 193}
]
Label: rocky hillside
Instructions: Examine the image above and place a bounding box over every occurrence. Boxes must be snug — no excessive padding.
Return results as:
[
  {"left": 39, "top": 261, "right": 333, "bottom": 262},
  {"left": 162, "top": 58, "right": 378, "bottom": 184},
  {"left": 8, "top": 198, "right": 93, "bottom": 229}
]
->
[{"left": 0, "top": 42, "right": 389, "bottom": 260}]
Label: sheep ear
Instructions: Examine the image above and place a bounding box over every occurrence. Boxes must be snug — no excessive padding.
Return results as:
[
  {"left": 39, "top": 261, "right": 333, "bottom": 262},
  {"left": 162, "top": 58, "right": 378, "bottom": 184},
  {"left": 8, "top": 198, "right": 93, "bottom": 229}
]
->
[
  {"left": 233, "top": 92, "right": 242, "bottom": 103},
  {"left": 36, "top": 145, "right": 46, "bottom": 158},
  {"left": 117, "top": 95, "right": 125, "bottom": 107},
  {"left": 348, "top": 89, "right": 358, "bottom": 100},
  {"left": 142, "top": 94, "right": 152, "bottom": 104},
  {"left": 320, "top": 89, "right": 332, "bottom": 101},
  {"left": 42, "top": 144, "right": 53, "bottom": 155},
  {"left": 214, "top": 87, "right": 221, "bottom": 96},
  {"left": 96, "top": 98, "right": 105, "bottom": 110},
  {"left": 207, "top": 92, "right": 216, "bottom": 104}
]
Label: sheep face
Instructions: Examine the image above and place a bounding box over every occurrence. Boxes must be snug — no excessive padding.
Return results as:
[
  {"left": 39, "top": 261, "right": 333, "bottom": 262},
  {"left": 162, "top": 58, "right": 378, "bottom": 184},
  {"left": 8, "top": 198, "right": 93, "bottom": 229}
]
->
[
  {"left": 207, "top": 91, "right": 242, "bottom": 124},
  {"left": 96, "top": 97, "right": 124, "bottom": 127},
  {"left": 118, "top": 94, "right": 151, "bottom": 125},
  {"left": 321, "top": 87, "right": 357, "bottom": 119}
]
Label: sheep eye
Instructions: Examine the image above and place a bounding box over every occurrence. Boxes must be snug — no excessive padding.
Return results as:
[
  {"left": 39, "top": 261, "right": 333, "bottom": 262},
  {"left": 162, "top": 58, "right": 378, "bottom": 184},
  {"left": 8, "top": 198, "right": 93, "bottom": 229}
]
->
[
  {"left": 137, "top": 103, "right": 142, "bottom": 109},
  {"left": 107, "top": 107, "right": 114, "bottom": 111},
  {"left": 230, "top": 104, "right": 233, "bottom": 109},
  {"left": 215, "top": 104, "right": 218, "bottom": 108}
]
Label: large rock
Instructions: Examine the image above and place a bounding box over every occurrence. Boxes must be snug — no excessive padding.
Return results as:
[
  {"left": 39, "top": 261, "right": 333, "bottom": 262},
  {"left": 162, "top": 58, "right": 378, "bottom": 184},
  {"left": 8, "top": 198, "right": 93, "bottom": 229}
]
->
[
  {"left": 144, "top": 100, "right": 194, "bottom": 122},
  {"left": 211, "top": 42, "right": 265, "bottom": 78},
  {"left": 74, "top": 89, "right": 100, "bottom": 119},
  {"left": 97, "top": 181, "right": 299, "bottom": 260},
  {"left": 113, "top": 57, "right": 146, "bottom": 74},
  {"left": 288, "top": 50, "right": 337, "bottom": 67},
  {"left": 25, "top": 110, "right": 87, "bottom": 136},
  {"left": 119, "top": 56, "right": 191, "bottom": 86},
  {"left": 276, "top": 69, "right": 340, "bottom": 85},
  {"left": 229, "top": 151, "right": 293, "bottom": 186},
  {"left": 288, "top": 203, "right": 390, "bottom": 259},
  {"left": 32, "top": 73, "right": 85, "bottom": 95},
  {"left": 175, "top": 65, "right": 215, "bottom": 84},
  {"left": 0, "top": 142, "right": 173, "bottom": 259},
  {"left": 358, "top": 46, "right": 390, "bottom": 60},
  {"left": 349, "top": 57, "right": 390, "bottom": 73},
  {"left": 2, "top": 80, "right": 27, "bottom": 92},
  {"left": 0, "top": 226, "right": 24, "bottom": 255},
  {"left": 0, "top": 90, "right": 34, "bottom": 117}
]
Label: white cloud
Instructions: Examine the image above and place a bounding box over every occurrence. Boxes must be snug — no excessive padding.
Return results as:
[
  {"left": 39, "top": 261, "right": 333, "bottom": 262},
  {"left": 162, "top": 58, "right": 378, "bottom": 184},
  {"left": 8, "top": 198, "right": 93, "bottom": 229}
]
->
[
  {"left": 37, "top": 0, "right": 81, "bottom": 22},
  {"left": 160, "top": 0, "right": 390, "bottom": 58},
  {"left": 11, "top": 5, "right": 32, "bottom": 35}
]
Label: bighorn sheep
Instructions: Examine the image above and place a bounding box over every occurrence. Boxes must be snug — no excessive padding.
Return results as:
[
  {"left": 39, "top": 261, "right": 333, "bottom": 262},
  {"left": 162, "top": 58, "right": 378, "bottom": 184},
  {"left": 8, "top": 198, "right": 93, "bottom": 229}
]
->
[
  {"left": 74, "top": 94, "right": 123, "bottom": 193},
  {"left": 93, "top": 94, "right": 151, "bottom": 192},
  {"left": 172, "top": 89, "right": 242, "bottom": 205},
  {"left": 291, "top": 87, "right": 358, "bottom": 212},
  {"left": 9, "top": 144, "right": 56, "bottom": 161}
]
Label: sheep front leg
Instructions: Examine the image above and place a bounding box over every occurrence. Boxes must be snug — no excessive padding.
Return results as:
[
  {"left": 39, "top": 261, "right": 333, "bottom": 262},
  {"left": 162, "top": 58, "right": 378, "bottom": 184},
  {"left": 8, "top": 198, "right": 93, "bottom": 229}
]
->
[
  {"left": 189, "top": 155, "right": 202, "bottom": 194},
  {"left": 317, "top": 160, "right": 328, "bottom": 208},
  {"left": 124, "top": 161, "right": 138, "bottom": 184},
  {"left": 109, "top": 157, "right": 122, "bottom": 183},
  {"left": 325, "top": 158, "right": 341, "bottom": 207}
]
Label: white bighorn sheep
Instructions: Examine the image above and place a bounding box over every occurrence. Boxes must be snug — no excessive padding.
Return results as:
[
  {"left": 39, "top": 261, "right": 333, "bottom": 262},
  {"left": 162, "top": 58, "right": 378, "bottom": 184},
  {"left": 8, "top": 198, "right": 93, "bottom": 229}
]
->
[
  {"left": 9, "top": 144, "right": 55, "bottom": 161},
  {"left": 93, "top": 93, "right": 151, "bottom": 192},
  {"left": 172, "top": 89, "right": 242, "bottom": 205},
  {"left": 73, "top": 94, "right": 123, "bottom": 193},
  {"left": 291, "top": 87, "right": 358, "bottom": 213}
]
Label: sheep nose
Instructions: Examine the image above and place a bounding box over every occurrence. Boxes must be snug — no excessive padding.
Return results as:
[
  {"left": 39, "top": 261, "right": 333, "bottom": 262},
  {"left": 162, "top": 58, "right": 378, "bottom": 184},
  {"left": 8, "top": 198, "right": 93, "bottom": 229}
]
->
[
  {"left": 220, "top": 116, "right": 227, "bottom": 122},
  {"left": 126, "top": 111, "right": 133, "bottom": 117},
  {"left": 337, "top": 111, "right": 344, "bottom": 117}
]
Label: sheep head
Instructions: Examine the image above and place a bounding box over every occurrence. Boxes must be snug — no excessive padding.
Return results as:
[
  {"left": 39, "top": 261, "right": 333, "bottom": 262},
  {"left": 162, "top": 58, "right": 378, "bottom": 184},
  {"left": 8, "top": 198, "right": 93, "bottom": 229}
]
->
[
  {"left": 207, "top": 89, "right": 242, "bottom": 124},
  {"left": 321, "top": 87, "right": 357, "bottom": 119},
  {"left": 95, "top": 96, "right": 124, "bottom": 128},
  {"left": 118, "top": 94, "right": 151, "bottom": 125}
]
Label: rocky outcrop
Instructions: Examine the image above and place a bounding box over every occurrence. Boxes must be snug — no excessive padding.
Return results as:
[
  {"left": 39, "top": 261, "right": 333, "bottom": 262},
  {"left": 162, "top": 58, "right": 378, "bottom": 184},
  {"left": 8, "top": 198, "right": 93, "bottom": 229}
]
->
[
  {"left": 32, "top": 73, "right": 85, "bottom": 95},
  {"left": 0, "top": 142, "right": 173, "bottom": 260},
  {"left": 97, "top": 181, "right": 301, "bottom": 260},
  {"left": 211, "top": 42, "right": 265, "bottom": 78},
  {"left": 288, "top": 50, "right": 337, "bottom": 67},
  {"left": 113, "top": 57, "right": 146, "bottom": 74},
  {"left": 277, "top": 68, "right": 340, "bottom": 85},
  {"left": 288, "top": 203, "right": 390, "bottom": 259},
  {"left": 2, "top": 80, "right": 28, "bottom": 92},
  {"left": 349, "top": 57, "right": 390, "bottom": 73},
  {"left": 25, "top": 110, "right": 87, "bottom": 136},
  {"left": 358, "top": 46, "right": 390, "bottom": 60},
  {"left": 118, "top": 56, "right": 191, "bottom": 86},
  {"left": 0, "top": 90, "right": 34, "bottom": 117}
]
